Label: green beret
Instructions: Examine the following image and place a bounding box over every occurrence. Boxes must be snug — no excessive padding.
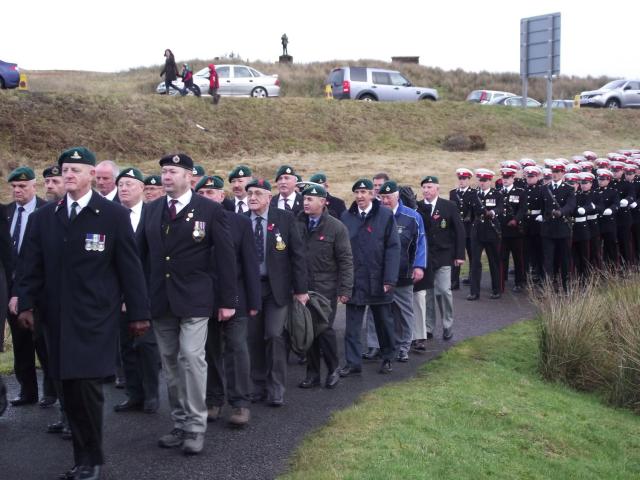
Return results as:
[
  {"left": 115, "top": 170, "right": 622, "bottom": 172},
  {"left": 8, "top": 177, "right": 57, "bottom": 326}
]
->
[
  {"left": 144, "top": 175, "right": 161, "bottom": 186},
  {"left": 116, "top": 167, "right": 145, "bottom": 184},
  {"left": 421, "top": 175, "right": 439, "bottom": 185},
  {"left": 246, "top": 178, "right": 272, "bottom": 191},
  {"left": 195, "top": 175, "right": 224, "bottom": 191},
  {"left": 302, "top": 184, "right": 327, "bottom": 198},
  {"left": 58, "top": 146, "right": 96, "bottom": 166},
  {"left": 42, "top": 165, "right": 62, "bottom": 178},
  {"left": 379, "top": 180, "right": 398, "bottom": 194},
  {"left": 192, "top": 165, "right": 206, "bottom": 176},
  {"left": 309, "top": 173, "right": 327, "bottom": 184},
  {"left": 352, "top": 178, "right": 374, "bottom": 191},
  {"left": 229, "top": 165, "right": 252, "bottom": 181},
  {"left": 8, "top": 166, "right": 35, "bottom": 183},
  {"left": 159, "top": 153, "right": 194, "bottom": 171},
  {"left": 275, "top": 165, "right": 296, "bottom": 181}
]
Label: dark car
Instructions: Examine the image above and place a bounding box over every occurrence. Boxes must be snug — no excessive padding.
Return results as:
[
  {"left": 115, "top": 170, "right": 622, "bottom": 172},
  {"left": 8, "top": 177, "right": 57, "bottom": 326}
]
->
[{"left": 0, "top": 60, "right": 20, "bottom": 89}]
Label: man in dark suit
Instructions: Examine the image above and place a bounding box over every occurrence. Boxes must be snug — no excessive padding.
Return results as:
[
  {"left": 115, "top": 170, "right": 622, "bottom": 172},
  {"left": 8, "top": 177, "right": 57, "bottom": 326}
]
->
[
  {"left": 308, "top": 173, "right": 346, "bottom": 219},
  {"left": 195, "top": 176, "right": 260, "bottom": 426},
  {"left": 270, "top": 165, "right": 303, "bottom": 214},
  {"left": 246, "top": 178, "right": 308, "bottom": 406},
  {"left": 415, "top": 176, "right": 465, "bottom": 342},
  {"left": 140, "top": 154, "right": 237, "bottom": 455},
  {"left": 112, "top": 168, "right": 160, "bottom": 415},
  {"left": 228, "top": 165, "right": 253, "bottom": 214},
  {"left": 4, "top": 166, "right": 54, "bottom": 407},
  {"left": 448, "top": 168, "right": 476, "bottom": 290},
  {"left": 17, "top": 146, "right": 151, "bottom": 480}
]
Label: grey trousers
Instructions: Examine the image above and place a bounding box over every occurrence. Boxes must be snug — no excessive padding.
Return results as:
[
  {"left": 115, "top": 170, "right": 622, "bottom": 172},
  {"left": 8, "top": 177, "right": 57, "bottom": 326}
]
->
[
  {"left": 154, "top": 315, "right": 209, "bottom": 433},
  {"left": 367, "top": 285, "right": 415, "bottom": 353},
  {"left": 426, "top": 266, "right": 454, "bottom": 333},
  {"left": 412, "top": 290, "right": 427, "bottom": 340}
]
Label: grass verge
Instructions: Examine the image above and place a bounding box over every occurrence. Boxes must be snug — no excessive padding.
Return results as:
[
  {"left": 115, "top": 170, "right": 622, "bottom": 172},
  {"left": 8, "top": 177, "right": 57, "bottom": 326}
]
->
[{"left": 282, "top": 320, "right": 640, "bottom": 480}]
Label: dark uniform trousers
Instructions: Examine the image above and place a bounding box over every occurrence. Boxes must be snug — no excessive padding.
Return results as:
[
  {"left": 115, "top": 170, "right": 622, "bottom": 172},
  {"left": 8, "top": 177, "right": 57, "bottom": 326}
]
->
[
  {"left": 306, "top": 296, "right": 339, "bottom": 377},
  {"left": 470, "top": 230, "right": 501, "bottom": 296},
  {"left": 345, "top": 303, "right": 394, "bottom": 368},
  {"left": 119, "top": 316, "right": 160, "bottom": 404},
  {"left": 62, "top": 378, "right": 104, "bottom": 466}
]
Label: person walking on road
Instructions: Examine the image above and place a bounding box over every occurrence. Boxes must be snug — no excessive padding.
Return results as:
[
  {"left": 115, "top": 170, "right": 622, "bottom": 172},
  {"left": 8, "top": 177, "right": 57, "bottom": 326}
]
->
[{"left": 160, "top": 49, "right": 181, "bottom": 95}]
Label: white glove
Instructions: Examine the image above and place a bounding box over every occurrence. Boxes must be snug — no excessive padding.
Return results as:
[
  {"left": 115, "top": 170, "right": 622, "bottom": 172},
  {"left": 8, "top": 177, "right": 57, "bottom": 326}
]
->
[
  {"left": 620, "top": 199, "right": 629, "bottom": 207},
  {"left": 631, "top": 202, "right": 637, "bottom": 209},
  {"left": 603, "top": 208, "right": 613, "bottom": 216},
  {"left": 590, "top": 203, "right": 596, "bottom": 210},
  {"left": 535, "top": 215, "right": 543, "bottom": 222},
  {"left": 577, "top": 207, "right": 585, "bottom": 215}
]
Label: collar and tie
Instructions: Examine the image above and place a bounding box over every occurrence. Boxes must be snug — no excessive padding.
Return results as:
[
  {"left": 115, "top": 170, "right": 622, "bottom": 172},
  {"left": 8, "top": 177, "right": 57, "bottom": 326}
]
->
[
  {"left": 308, "top": 218, "right": 318, "bottom": 231},
  {"left": 12, "top": 206, "right": 25, "bottom": 257},
  {"left": 360, "top": 211, "right": 366, "bottom": 221},
  {"left": 284, "top": 198, "right": 292, "bottom": 211},
  {"left": 254, "top": 216, "right": 264, "bottom": 263},
  {"left": 169, "top": 199, "right": 178, "bottom": 220},
  {"left": 237, "top": 200, "right": 245, "bottom": 214},
  {"left": 69, "top": 202, "right": 79, "bottom": 222}
]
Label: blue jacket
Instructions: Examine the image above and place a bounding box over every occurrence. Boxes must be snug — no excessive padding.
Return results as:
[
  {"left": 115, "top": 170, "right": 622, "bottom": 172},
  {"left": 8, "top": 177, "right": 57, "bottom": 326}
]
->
[
  {"left": 341, "top": 199, "right": 400, "bottom": 305},
  {"left": 394, "top": 203, "right": 427, "bottom": 286}
]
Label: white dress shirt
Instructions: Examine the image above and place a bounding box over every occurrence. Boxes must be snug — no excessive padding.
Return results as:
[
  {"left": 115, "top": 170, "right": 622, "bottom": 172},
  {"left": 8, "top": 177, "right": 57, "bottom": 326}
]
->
[
  {"left": 128, "top": 201, "right": 143, "bottom": 232},
  {"left": 278, "top": 192, "right": 297, "bottom": 210},
  {"left": 67, "top": 189, "right": 93, "bottom": 218},
  {"left": 10, "top": 195, "right": 38, "bottom": 253},
  {"left": 167, "top": 189, "right": 192, "bottom": 215},
  {"left": 103, "top": 188, "right": 118, "bottom": 202}
]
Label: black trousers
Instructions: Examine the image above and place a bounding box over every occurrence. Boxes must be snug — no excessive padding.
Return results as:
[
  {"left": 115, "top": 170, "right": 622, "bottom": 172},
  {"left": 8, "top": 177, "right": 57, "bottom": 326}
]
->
[
  {"left": 119, "top": 320, "right": 160, "bottom": 403},
  {"left": 7, "top": 311, "right": 55, "bottom": 399},
  {"left": 600, "top": 231, "right": 619, "bottom": 267},
  {"left": 589, "top": 234, "right": 602, "bottom": 270},
  {"left": 572, "top": 239, "right": 591, "bottom": 279},
  {"left": 206, "top": 315, "right": 251, "bottom": 408},
  {"left": 542, "top": 236, "right": 571, "bottom": 290},
  {"left": 501, "top": 236, "right": 525, "bottom": 289},
  {"left": 451, "top": 236, "right": 472, "bottom": 285},
  {"left": 470, "top": 238, "right": 501, "bottom": 296},
  {"left": 524, "top": 232, "right": 543, "bottom": 281},
  {"left": 306, "top": 297, "right": 339, "bottom": 378},
  {"left": 617, "top": 224, "right": 633, "bottom": 265},
  {"left": 632, "top": 223, "right": 640, "bottom": 263},
  {"left": 62, "top": 378, "right": 104, "bottom": 466}
]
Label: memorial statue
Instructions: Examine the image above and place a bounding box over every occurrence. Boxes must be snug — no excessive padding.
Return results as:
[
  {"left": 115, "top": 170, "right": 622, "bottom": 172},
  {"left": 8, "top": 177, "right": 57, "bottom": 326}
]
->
[{"left": 281, "top": 34, "right": 289, "bottom": 56}]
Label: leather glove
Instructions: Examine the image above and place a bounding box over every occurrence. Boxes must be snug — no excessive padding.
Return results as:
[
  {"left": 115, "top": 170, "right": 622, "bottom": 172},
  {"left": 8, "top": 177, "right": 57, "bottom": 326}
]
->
[
  {"left": 577, "top": 207, "right": 585, "bottom": 215},
  {"left": 620, "top": 199, "right": 629, "bottom": 207},
  {"left": 603, "top": 208, "right": 613, "bottom": 216}
]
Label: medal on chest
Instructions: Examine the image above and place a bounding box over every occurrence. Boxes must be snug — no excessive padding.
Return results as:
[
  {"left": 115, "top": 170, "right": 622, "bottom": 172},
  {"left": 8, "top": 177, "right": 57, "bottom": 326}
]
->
[
  {"left": 192, "top": 221, "right": 206, "bottom": 242},
  {"left": 85, "top": 233, "right": 105, "bottom": 252},
  {"left": 275, "top": 233, "right": 287, "bottom": 251}
]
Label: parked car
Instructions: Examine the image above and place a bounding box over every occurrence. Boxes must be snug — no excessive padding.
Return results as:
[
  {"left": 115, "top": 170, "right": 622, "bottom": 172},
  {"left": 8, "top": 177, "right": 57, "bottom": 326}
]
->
[
  {"left": 156, "top": 64, "right": 280, "bottom": 98},
  {"left": 543, "top": 99, "right": 574, "bottom": 109},
  {"left": 0, "top": 60, "right": 20, "bottom": 89},
  {"left": 490, "top": 96, "right": 542, "bottom": 107},
  {"left": 466, "top": 90, "right": 516, "bottom": 104},
  {"left": 580, "top": 79, "right": 640, "bottom": 109},
  {"left": 326, "top": 66, "right": 438, "bottom": 102}
]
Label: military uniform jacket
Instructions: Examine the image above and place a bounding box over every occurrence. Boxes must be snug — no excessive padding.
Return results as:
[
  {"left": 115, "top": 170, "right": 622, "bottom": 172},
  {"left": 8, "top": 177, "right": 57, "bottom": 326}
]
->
[
  {"left": 270, "top": 192, "right": 303, "bottom": 215},
  {"left": 596, "top": 186, "right": 619, "bottom": 234},
  {"left": 449, "top": 187, "right": 476, "bottom": 238},
  {"left": 341, "top": 199, "right": 400, "bottom": 306},
  {"left": 499, "top": 186, "right": 526, "bottom": 238},
  {"left": 582, "top": 190, "right": 601, "bottom": 239},
  {"left": 540, "top": 183, "right": 576, "bottom": 239},
  {"left": 632, "top": 178, "right": 640, "bottom": 224},
  {"left": 573, "top": 190, "right": 593, "bottom": 242},
  {"left": 17, "top": 192, "right": 150, "bottom": 379},
  {"left": 523, "top": 184, "right": 545, "bottom": 236},
  {"left": 141, "top": 194, "right": 238, "bottom": 319},
  {"left": 611, "top": 178, "right": 635, "bottom": 227},
  {"left": 471, "top": 188, "right": 503, "bottom": 242}
]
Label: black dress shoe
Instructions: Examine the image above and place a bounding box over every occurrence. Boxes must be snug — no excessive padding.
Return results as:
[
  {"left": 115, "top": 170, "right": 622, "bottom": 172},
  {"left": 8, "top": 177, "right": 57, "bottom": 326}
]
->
[
  {"left": 115, "top": 377, "right": 126, "bottom": 389},
  {"left": 10, "top": 395, "right": 37, "bottom": 406},
  {"left": 143, "top": 398, "right": 159, "bottom": 413},
  {"left": 58, "top": 466, "right": 79, "bottom": 480},
  {"left": 47, "top": 420, "right": 65, "bottom": 434},
  {"left": 325, "top": 369, "right": 340, "bottom": 389},
  {"left": 462, "top": 278, "right": 471, "bottom": 285},
  {"left": 466, "top": 294, "right": 479, "bottom": 301},
  {"left": 396, "top": 351, "right": 409, "bottom": 363},
  {"left": 413, "top": 339, "right": 426, "bottom": 351},
  {"left": 426, "top": 332, "right": 434, "bottom": 340},
  {"left": 451, "top": 282, "right": 460, "bottom": 290},
  {"left": 338, "top": 365, "right": 362, "bottom": 377},
  {"left": 76, "top": 465, "right": 102, "bottom": 480},
  {"left": 268, "top": 396, "right": 284, "bottom": 407},
  {"left": 113, "top": 399, "right": 143, "bottom": 412},
  {"left": 378, "top": 359, "right": 392, "bottom": 374},
  {"left": 249, "top": 391, "right": 267, "bottom": 403},
  {"left": 298, "top": 376, "right": 321, "bottom": 389},
  {"left": 39, "top": 395, "right": 57, "bottom": 408},
  {"left": 361, "top": 347, "right": 381, "bottom": 360},
  {"left": 443, "top": 328, "right": 453, "bottom": 341},
  {"left": 490, "top": 292, "right": 501, "bottom": 299}
]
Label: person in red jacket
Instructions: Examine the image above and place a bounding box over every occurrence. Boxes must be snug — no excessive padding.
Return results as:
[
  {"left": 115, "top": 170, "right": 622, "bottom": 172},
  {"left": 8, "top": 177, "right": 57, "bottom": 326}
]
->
[
  {"left": 180, "top": 64, "right": 200, "bottom": 97},
  {"left": 208, "top": 64, "right": 220, "bottom": 105}
]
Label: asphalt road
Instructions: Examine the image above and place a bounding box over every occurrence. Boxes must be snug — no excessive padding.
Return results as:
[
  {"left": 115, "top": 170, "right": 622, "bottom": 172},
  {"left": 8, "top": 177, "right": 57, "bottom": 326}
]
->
[{"left": 0, "top": 282, "right": 535, "bottom": 480}]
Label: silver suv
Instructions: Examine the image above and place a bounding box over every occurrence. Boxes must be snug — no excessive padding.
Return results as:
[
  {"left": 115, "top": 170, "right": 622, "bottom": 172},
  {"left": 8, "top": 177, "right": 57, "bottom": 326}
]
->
[
  {"left": 580, "top": 79, "right": 640, "bottom": 109},
  {"left": 326, "top": 66, "right": 438, "bottom": 102}
]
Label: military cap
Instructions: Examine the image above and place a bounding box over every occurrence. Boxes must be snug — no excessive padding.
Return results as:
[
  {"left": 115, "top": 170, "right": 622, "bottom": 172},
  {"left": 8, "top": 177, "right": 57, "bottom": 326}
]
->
[
  {"left": 42, "top": 165, "right": 62, "bottom": 178},
  {"left": 596, "top": 169, "right": 613, "bottom": 179},
  {"left": 301, "top": 184, "right": 327, "bottom": 198},
  {"left": 8, "top": 166, "right": 35, "bottom": 182},
  {"left": 543, "top": 159, "right": 556, "bottom": 168},
  {"left": 623, "top": 163, "right": 637, "bottom": 173},
  {"left": 295, "top": 174, "right": 303, "bottom": 182},
  {"left": 192, "top": 165, "right": 206, "bottom": 176},
  {"left": 551, "top": 163, "right": 565, "bottom": 173},
  {"left": 564, "top": 173, "right": 580, "bottom": 183},
  {"left": 610, "top": 161, "right": 626, "bottom": 171},
  {"left": 594, "top": 158, "right": 610, "bottom": 168},
  {"left": 144, "top": 175, "right": 161, "bottom": 186},
  {"left": 519, "top": 158, "right": 537, "bottom": 167},
  {"left": 607, "top": 152, "right": 622, "bottom": 161},
  {"left": 455, "top": 168, "right": 473, "bottom": 179},
  {"left": 195, "top": 175, "right": 224, "bottom": 191},
  {"left": 500, "top": 160, "right": 521, "bottom": 170},
  {"left": 555, "top": 158, "right": 570, "bottom": 166},
  {"left": 309, "top": 173, "right": 327, "bottom": 184},
  {"left": 246, "top": 178, "right": 272, "bottom": 191},
  {"left": 474, "top": 169, "right": 494, "bottom": 180},
  {"left": 571, "top": 155, "right": 587, "bottom": 163},
  {"left": 499, "top": 168, "right": 517, "bottom": 178},
  {"left": 116, "top": 167, "right": 144, "bottom": 184},
  {"left": 524, "top": 166, "right": 542, "bottom": 177},
  {"left": 579, "top": 161, "right": 594, "bottom": 171},
  {"left": 159, "top": 153, "right": 194, "bottom": 171},
  {"left": 229, "top": 165, "right": 252, "bottom": 181},
  {"left": 352, "top": 178, "right": 374, "bottom": 191},
  {"left": 420, "top": 175, "right": 439, "bottom": 185},
  {"left": 543, "top": 168, "right": 552, "bottom": 178},
  {"left": 379, "top": 180, "right": 398, "bottom": 194},
  {"left": 582, "top": 151, "right": 598, "bottom": 161},
  {"left": 618, "top": 149, "right": 633, "bottom": 157},
  {"left": 275, "top": 165, "right": 296, "bottom": 181},
  {"left": 578, "top": 172, "right": 595, "bottom": 182},
  {"left": 58, "top": 146, "right": 96, "bottom": 166},
  {"left": 565, "top": 164, "right": 581, "bottom": 174}
]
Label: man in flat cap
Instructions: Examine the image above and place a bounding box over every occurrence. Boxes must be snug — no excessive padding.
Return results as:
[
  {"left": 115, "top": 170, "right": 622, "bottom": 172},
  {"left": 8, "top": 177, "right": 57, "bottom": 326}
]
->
[
  {"left": 143, "top": 175, "right": 164, "bottom": 203},
  {"left": 139, "top": 153, "right": 237, "bottom": 454},
  {"left": 228, "top": 165, "right": 253, "bottom": 214},
  {"left": 271, "top": 165, "right": 303, "bottom": 214},
  {"left": 16, "top": 146, "right": 150, "bottom": 480},
  {"left": 309, "top": 173, "right": 346, "bottom": 219},
  {"left": 43, "top": 165, "right": 65, "bottom": 203}
]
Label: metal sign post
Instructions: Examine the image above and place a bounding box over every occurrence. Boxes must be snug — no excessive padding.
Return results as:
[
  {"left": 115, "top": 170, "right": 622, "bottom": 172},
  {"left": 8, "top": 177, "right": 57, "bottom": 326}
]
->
[{"left": 520, "top": 12, "right": 561, "bottom": 127}]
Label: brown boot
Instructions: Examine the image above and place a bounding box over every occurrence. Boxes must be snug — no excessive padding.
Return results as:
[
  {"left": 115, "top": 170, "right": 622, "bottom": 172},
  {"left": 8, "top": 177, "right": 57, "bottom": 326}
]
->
[{"left": 228, "top": 407, "right": 250, "bottom": 427}]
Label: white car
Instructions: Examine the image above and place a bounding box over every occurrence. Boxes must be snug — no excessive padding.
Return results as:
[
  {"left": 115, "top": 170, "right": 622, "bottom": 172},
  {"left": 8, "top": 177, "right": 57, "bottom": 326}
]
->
[
  {"left": 156, "top": 64, "right": 280, "bottom": 98},
  {"left": 466, "top": 90, "right": 517, "bottom": 104}
]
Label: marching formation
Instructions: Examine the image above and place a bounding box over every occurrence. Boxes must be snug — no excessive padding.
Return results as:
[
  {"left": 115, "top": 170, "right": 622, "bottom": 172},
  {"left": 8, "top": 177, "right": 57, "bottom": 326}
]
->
[{"left": 1, "top": 145, "right": 639, "bottom": 480}]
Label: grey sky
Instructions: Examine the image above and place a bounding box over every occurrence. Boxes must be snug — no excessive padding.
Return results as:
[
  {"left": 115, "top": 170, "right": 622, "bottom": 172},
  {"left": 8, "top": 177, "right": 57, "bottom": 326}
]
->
[{"left": 4, "top": 0, "right": 637, "bottom": 78}]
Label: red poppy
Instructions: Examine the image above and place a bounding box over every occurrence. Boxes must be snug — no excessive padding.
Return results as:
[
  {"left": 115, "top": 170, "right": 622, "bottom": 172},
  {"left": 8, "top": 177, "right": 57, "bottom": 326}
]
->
[
  {"left": 319, "top": 235, "right": 325, "bottom": 240},
  {"left": 267, "top": 223, "right": 275, "bottom": 231},
  {"left": 367, "top": 226, "right": 373, "bottom": 233}
]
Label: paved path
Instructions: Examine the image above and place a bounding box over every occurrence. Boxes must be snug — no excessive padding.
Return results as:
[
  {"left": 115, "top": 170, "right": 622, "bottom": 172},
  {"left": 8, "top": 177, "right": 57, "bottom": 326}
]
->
[{"left": 0, "top": 284, "right": 535, "bottom": 480}]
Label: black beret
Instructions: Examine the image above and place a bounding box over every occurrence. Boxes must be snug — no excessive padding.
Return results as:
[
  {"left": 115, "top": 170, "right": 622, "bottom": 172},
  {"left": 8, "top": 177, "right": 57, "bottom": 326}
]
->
[
  {"left": 229, "top": 165, "right": 252, "bottom": 181},
  {"left": 42, "top": 165, "right": 62, "bottom": 178},
  {"left": 144, "top": 175, "right": 162, "bottom": 186},
  {"left": 159, "top": 153, "right": 194, "bottom": 171}
]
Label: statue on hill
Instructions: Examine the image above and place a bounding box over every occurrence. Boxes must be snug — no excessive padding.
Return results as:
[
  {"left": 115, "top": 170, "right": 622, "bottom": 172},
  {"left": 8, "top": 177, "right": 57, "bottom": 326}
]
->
[{"left": 281, "top": 34, "right": 289, "bottom": 56}]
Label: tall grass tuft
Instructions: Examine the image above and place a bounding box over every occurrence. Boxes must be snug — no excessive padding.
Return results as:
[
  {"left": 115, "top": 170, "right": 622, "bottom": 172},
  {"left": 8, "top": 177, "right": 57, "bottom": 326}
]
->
[{"left": 533, "top": 271, "right": 640, "bottom": 411}]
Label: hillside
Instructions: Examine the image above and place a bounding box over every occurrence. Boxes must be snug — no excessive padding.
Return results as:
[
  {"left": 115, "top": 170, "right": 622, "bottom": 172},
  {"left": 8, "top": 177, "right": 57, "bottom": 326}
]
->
[{"left": 1, "top": 90, "right": 638, "bottom": 199}]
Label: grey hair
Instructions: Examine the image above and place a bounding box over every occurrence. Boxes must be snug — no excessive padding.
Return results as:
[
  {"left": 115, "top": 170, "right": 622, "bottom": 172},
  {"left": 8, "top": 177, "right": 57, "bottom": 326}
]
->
[{"left": 96, "top": 160, "right": 120, "bottom": 179}]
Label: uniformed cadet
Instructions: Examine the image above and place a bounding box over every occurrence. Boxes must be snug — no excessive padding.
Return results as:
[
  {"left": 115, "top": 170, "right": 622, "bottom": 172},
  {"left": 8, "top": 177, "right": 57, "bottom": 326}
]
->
[
  {"left": 522, "top": 165, "right": 545, "bottom": 283},
  {"left": 113, "top": 167, "right": 161, "bottom": 415},
  {"left": 195, "top": 175, "right": 260, "bottom": 427},
  {"left": 228, "top": 165, "right": 253, "bottom": 214},
  {"left": 627, "top": 161, "right": 640, "bottom": 263},
  {"left": 95, "top": 160, "right": 120, "bottom": 202},
  {"left": 568, "top": 172, "right": 591, "bottom": 278},
  {"left": 271, "top": 165, "right": 303, "bottom": 214},
  {"left": 449, "top": 168, "right": 475, "bottom": 290},
  {"left": 610, "top": 161, "right": 635, "bottom": 264},
  {"left": 580, "top": 172, "right": 602, "bottom": 270},
  {"left": 542, "top": 167, "right": 552, "bottom": 185},
  {"left": 143, "top": 175, "right": 164, "bottom": 203},
  {"left": 501, "top": 160, "right": 527, "bottom": 189},
  {"left": 467, "top": 169, "right": 503, "bottom": 301},
  {"left": 190, "top": 164, "right": 206, "bottom": 189},
  {"left": 498, "top": 167, "right": 526, "bottom": 292},
  {"left": 43, "top": 165, "right": 65, "bottom": 202},
  {"left": 308, "top": 173, "right": 347, "bottom": 219},
  {"left": 596, "top": 168, "right": 620, "bottom": 266},
  {"left": 140, "top": 153, "right": 238, "bottom": 455}
]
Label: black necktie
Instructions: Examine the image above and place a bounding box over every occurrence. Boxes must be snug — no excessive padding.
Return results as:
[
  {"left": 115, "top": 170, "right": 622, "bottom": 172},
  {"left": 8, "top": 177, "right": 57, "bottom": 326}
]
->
[
  {"left": 424, "top": 203, "right": 432, "bottom": 218},
  {"left": 12, "top": 206, "right": 25, "bottom": 256},
  {"left": 360, "top": 211, "right": 366, "bottom": 221},
  {"left": 553, "top": 184, "right": 558, "bottom": 191},
  {"left": 284, "top": 199, "right": 292, "bottom": 211},
  {"left": 237, "top": 201, "right": 244, "bottom": 214},
  {"left": 169, "top": 199, "right": 178, "bottom": 220},
  {"left": 308, "top": 218, "right": 317, "bottom": 232},
  {"left": 69, "top": 202, "right": 79, "bottom": 222},
  {"left": 254, "top": 216, "right": 264, "bottom": 263}
]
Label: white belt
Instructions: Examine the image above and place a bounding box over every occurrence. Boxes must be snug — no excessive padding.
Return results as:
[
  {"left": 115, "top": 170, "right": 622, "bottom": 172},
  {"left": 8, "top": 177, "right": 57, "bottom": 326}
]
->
[
  {"left": 529, "top": 210, "right": 541, "bottom": 215},
  {"left": 575, "top": 217, "right": 587, "bottom": 223},
  {"left": 587, "top": 215, "right": 598, "bottom": 220}
]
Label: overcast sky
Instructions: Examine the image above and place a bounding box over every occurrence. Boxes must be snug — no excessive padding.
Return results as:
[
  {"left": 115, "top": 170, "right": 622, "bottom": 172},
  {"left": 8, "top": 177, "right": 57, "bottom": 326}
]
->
[{"left": 4, "top": 0, "right": 637, "bottom": 78}]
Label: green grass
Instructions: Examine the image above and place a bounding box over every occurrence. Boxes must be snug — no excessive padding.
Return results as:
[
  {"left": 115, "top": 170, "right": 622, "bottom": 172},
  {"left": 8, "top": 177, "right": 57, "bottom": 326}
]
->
[{"left": 282, "top": 320, "right": 640, "bottom": 480}]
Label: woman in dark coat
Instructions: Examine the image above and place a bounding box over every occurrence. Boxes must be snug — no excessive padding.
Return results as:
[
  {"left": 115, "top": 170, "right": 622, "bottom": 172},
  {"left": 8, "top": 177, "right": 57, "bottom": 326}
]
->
[{"left": 160, "top": 49, "right": 180, "bottom": 95}]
